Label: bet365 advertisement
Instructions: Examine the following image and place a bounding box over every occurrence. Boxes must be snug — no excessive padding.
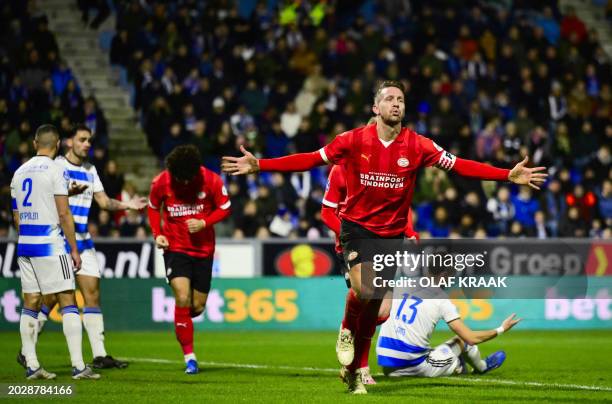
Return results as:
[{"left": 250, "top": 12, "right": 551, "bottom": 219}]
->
[{"left": 0, "top": 277, "right": 610, "bottom": 331}]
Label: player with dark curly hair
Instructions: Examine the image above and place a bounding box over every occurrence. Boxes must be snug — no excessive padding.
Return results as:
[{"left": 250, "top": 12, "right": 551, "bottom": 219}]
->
[{"left": 147, "top": 145, "right": 231, "bottom": 374}]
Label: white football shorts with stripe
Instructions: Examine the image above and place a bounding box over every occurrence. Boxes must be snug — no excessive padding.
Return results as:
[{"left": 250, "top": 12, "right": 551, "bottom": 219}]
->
[
  {"left": 18, "top": 255, "right": 75, "bottom": 294},
  {"left": 383, "top": 343, "right": 461, "bottom": 377},
  {"left": 10, "top": 156, "right": 75, "bottom": 293}
]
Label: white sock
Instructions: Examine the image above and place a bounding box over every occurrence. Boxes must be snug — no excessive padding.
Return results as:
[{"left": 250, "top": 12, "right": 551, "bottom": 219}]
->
[
  {"left": 61, "top": 306, "right": 85, "bottom": 370},
  {"left": 20, "top": 308, "right": 40, "bottom": 370},
  {"left": 464, "top": 344, "right": 487, "bottom": 372},
  {"left": 184, "top": 353, "right": 196, "bottom": 363},
  {"left": 83, "top": 308, "right": 107, "bottom": 358},
  {"left": 38, "top": 304, "right": 49, "bottom": 334}
]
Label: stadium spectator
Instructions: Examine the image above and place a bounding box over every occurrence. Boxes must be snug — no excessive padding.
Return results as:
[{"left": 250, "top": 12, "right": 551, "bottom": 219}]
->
[{"left": 2, "top": 1, "right": 611, "bottom": 239}]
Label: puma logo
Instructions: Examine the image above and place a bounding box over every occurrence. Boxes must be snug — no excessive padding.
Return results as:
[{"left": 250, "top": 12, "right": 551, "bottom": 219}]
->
[
  {"left": 176, "top": 322, "right": 188, "bottom": 328},
  {"left": 361, "top": 153, "right": 371, "bottom": 162}
]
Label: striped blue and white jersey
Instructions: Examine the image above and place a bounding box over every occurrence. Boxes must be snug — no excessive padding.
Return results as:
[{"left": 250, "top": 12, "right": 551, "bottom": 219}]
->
[
  {"left": 56, "top": 156, "right": 104, "bottom": 252},
  {"left": 10, "top": 156, "right": 70, "bottom": 257},
  {"left": 377, "top": 292, "right": 460, "bottom": 368}
]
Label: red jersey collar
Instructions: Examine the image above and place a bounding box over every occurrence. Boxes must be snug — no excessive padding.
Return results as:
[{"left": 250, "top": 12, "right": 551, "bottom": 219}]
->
[{"left": 367, "top": 122, "right": 406, "bottom": 144}]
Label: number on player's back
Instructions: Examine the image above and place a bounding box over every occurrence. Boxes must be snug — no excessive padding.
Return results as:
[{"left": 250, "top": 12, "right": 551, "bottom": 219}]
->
[
  {"left": 22, "top": 178, "right": 33, "bottom": 207},
  {"left": 396, "top": 293, "right": 423, "bottom": 325}
]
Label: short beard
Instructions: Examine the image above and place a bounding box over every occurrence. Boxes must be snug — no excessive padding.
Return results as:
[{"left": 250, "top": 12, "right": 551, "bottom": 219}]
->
[{"left": 380, "top": 115, "right": 402, "bottom": 127}]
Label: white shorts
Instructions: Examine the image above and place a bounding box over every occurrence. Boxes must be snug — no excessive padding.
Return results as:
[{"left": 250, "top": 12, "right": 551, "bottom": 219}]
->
[
  {"left": 18, "top": 255, "right": 76, "bottom": 295},
  {"left": 383, "top": 343, "right": 461, "bottom": 378},
  {"left": 76, "top": 249, "right": 101, "bottom": 278}
]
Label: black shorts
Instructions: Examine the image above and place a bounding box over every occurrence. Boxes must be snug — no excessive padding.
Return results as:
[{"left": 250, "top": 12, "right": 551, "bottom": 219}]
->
[
  {"left": 336, "top": 252, "right": 351, "bottom": 289},
  {"left": 339, "top": 220, "right": 404, "bottom": 268},
  {"left": 164, "top": 251, "right": 213, "bottom": 293},
  {"left": 340, "top": 220, "right": 404, "bottom": 298}
]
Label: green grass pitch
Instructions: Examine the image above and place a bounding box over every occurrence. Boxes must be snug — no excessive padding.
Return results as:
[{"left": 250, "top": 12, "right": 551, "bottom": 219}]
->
[{"left": 1, "top": 330, "right": 611, "bottom": 403}]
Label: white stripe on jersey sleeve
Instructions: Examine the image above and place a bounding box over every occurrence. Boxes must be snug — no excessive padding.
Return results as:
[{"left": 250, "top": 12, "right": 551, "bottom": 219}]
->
[
  {"left": 322, "top": 199, "right": 338, "bottom": 208},
  {"left": 319, "top": 148, "right": 330, "bottom": 164},
  {"left": 220, "top": 201, "right": 231, "bottom": 210}
]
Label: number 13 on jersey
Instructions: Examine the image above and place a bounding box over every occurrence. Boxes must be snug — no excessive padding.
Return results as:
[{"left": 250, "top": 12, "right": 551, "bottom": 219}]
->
[{"left": 395, "top": 293, "right": 423, "bottom": 325}]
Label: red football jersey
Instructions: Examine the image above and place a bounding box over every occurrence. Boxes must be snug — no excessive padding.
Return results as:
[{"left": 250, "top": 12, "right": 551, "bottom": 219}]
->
[
  {"left": 320, "top": 123, "right": 456, "bottom": 237},
  {"left": 323, "top": 164, "right": 418, "bottom": 250},
  {"left": 322, "top": 164, "right": 347, "bottom": 253},
  {"left": 148, "top": 167, "right": 231, "bottom": 258}
]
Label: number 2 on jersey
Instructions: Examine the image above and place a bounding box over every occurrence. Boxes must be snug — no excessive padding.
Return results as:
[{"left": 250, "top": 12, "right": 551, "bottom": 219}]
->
[
  {"left": 22, "top": 178, "right": 33, "bottom": 207},
  {"left": 395, "top": 293, "right": 423, "bottom": 325}
]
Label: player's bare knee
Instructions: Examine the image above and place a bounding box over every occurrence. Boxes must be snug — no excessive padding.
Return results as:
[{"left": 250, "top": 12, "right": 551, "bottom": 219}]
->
[
  {"left": 24, "top": 293, "right": 42, "bottom": 310},
  {"left": 42, "top": 294, "right": 58, "bottom": 309},
  {"left": 56, "top": 290, "right": 77, "bottom": 308},
  {"left": 82, "top": 289, "right": 100, "bottom": 307},
  {"left": 190, "top": 305, "right": 205, "bottom": 318},
  {"left": 175, "top": 293, "right": 191, "bottom": 307},
  {"left": 351, "top": 283, "right": 363, "bottom": 299},
  {"left": 446, "top": 336, "right": 465, "bottom": 352}
]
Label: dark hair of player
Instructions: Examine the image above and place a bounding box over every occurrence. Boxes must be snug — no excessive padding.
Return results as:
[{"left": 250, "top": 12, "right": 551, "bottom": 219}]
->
[
  {"left": 165, "top": 144, "right": 202, "bottom": 182},
  {"left": 374, "top": 80, "right": 405, "bottom": 103},
  {"left": 70, "top": 123, "right": 92, "bottom": 137},
  {"left": 34, "top": 124, "right": 60, "bottom": 148}
]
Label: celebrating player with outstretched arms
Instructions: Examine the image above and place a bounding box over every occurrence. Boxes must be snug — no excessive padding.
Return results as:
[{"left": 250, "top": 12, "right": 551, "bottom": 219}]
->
[
  {"left": 148, "top": 145, "right": 231, "bottom": 375},
  {"left": 320, "top": 163, "right": 418, "bottom": 385},
  {"left": 222, "top": 80, "right": 546, "bottom": 394}
]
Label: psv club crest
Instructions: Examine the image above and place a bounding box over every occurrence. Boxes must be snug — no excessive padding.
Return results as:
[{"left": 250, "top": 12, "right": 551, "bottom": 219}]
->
[{"left": 397, "top": 157, "right": 409, "bottom": 167}]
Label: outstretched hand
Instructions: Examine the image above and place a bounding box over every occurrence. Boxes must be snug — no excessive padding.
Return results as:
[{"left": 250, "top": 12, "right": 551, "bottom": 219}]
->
[
  {"left": 69, "top": 182, "right": 88, "bottom": 196},
  {"left": 508, "top": 157, "right": 548, "bottom": 190},
  {"left": 221, "top": 146, "right": 259, "bottom": 175},
  {"left": 125, "top": 196, "right": 148, "bottom": 210},
  {"left": 501, "top": 313, "right": 521, "bottom": 332}
]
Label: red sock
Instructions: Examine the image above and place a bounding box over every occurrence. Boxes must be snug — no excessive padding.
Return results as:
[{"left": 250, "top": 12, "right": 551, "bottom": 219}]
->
[
  {"left": 349, "top": 301, "right": 379, "bottom": 371},
  {"left": 358, "top": 336, "right": 373, "bottom": 369},
  {"left": 341, "top": 289, "right": 362, "bottom": 333},
  {"left": 376, "top": 314, "right": 389, "bottom": 326},
  {"left": 174, "top": 306, "right": 194, "bottom": 355}
]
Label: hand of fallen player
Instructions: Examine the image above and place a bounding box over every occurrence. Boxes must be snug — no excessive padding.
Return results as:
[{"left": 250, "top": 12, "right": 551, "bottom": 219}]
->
[
  {"left": 155, "top": 235, "right": 169, "bottom": 249},
  {"left": 501, "top": 313, "right": 521, "bottom": 332},
  {"left": 69, "top": 182, "right": 88, "bottom": 196},
  {"left": 126, "top": 196, "right": 148, "bottom": 210},
  {"left": 221, "top": 145, "right": 259, "bottom": 175},
  {"left": 186, "top": 219, "right": 206, "bottom": 233},
  {"left": 508, "top": 157, "right": 548, "bottom": 190}
]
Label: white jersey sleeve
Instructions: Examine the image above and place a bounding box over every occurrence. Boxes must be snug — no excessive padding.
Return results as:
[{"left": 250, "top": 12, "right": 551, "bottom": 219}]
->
[
  {"left": 440, "top": 299, "right": 460, "bottom": 323},
  {"left": 92, "top": 165, "right": 104, "bottom": 193},
  {"left": 52, "top": 162, "right": 69, "bottom": 196},
  {"left": 10, "top": 175, "right": 17, "bottom": 210}
]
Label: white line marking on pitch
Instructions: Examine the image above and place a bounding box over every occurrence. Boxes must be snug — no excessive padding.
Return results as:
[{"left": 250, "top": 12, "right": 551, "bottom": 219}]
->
[{"left": 122, "top": 357, "right": 612, "bottom": 393}]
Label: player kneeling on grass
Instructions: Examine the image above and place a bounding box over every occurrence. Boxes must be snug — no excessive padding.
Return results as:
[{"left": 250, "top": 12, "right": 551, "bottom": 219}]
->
[
  {"left": 376, "top": 270, "right": 520, "bottom": 378},
  {"left": 148, "top": 145, "right": 231, "bottom": 375}
]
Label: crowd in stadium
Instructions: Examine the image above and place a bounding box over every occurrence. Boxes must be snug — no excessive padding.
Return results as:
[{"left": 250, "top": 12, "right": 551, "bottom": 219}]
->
[{"left": 1, "top": 0, "right": 611, "bottom": 239}]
